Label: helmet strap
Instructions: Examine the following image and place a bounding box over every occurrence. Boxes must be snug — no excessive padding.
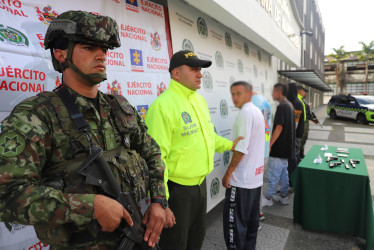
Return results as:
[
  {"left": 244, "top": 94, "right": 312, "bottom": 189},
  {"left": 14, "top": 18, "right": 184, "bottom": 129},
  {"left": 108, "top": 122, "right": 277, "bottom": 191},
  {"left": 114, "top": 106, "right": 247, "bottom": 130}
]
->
[{"left": 60, "top": 40, "right": 107, "bottom": 85}]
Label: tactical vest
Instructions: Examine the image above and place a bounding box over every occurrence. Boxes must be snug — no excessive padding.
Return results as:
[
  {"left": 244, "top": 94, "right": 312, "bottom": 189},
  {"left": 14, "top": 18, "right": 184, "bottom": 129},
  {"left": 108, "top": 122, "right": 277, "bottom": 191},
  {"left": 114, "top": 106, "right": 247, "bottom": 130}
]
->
[{"left": 33, "top": 91, "right": 150, "bottom": 248}]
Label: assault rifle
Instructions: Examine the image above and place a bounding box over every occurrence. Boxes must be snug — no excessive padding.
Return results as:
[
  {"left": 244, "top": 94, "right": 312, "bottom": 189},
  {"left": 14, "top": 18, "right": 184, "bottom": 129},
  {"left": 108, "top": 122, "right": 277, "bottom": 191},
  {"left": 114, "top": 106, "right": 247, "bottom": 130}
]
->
[{"left": 77, "top": 143, "right": 159, "bottom": 250}]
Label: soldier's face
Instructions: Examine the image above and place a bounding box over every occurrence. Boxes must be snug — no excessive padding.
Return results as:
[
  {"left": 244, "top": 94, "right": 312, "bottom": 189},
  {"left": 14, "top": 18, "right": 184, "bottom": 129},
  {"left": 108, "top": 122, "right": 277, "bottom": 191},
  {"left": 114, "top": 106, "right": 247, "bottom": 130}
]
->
[
  {"left": 72, "top": 43, "right": 108, "bottom": 82},
  {"left": 172, "top": 65, "right": 203, "bottom": 91}
]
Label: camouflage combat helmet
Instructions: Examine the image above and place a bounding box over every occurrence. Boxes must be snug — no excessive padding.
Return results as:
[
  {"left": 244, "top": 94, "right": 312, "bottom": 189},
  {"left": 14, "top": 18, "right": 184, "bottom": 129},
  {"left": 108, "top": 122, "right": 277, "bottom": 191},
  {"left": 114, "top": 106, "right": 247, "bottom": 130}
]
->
[{"left": 44, "top": 10, "right": 121, "bottom": 83}]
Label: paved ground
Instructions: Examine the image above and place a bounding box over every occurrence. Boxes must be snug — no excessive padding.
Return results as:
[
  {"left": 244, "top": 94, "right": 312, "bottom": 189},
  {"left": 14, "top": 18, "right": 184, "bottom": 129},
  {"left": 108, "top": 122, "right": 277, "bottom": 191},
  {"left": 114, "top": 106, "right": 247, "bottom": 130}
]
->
[{"left": 202, "top": 105, "right": 373, "bottom": 250}]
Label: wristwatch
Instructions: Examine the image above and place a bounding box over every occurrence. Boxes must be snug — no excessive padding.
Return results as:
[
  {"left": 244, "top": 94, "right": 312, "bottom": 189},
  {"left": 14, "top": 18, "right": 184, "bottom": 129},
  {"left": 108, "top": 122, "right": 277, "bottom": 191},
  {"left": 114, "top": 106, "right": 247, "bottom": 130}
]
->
[{"left": 151, "top": 198, "right": 168, "bottom": 209}]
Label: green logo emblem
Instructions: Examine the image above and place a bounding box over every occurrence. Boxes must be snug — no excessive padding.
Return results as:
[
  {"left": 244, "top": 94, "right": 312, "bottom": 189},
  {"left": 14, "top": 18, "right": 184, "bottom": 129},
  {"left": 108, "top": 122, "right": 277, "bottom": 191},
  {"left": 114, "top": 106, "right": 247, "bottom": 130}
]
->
[
  {"left": 229, "top": 76, "right": 236, "bottom": 85},
  {"left": 0, "top": 25, "right": 29, "bottom": 47},
  {"left": 253, "top": 65, "right": 258, "bottom": 78},
  {"left": 181, "top": 112, "right": 192, "bottom": 124},
  {"left": 220, "top": 99, "right": 228, "bottom": 118},
  {"left": 210, "top": 178, "right": 220, "bottom": 199},
  {"left": 223, "top": 151, "right": 230, "bottom": 167},
  {"left": 182, "top": 38, "right": 194, "bottom": 51},
  {"left": 237, "top": 59, "right": 243, "bottom": 74},
  {"left": 225, "top": 32, "right": 232, "bottom": 48},
  {"left": 0, "top": 132, "right": 26, "bottom": 157},
  {"left": 215, "top": 51, "right": 224, "bottom": 70},
  {"left": 197, "top": 17, "right": 208, "bottom": 38},
  {"left": 244, "top": 42, "right": 249, "bottom": 56},
  {"left": 203, "top": 71, "right": 213, "bottom": 92}
]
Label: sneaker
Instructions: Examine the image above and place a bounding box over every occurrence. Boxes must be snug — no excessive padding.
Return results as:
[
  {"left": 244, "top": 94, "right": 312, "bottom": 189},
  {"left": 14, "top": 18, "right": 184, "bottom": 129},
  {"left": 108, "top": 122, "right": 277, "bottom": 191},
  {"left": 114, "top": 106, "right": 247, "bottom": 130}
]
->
[
  {"left": 261, "top": 195, "right": 273, "bottom": 207},
  {"left": 273, "top": 194, "right": 289, "bottom": 205},
  {"left": 259, "top": 213, "right": 265, "bottom": 221},
  {"left": 258, "top": 224, "right": 262, "bottom": 231}
]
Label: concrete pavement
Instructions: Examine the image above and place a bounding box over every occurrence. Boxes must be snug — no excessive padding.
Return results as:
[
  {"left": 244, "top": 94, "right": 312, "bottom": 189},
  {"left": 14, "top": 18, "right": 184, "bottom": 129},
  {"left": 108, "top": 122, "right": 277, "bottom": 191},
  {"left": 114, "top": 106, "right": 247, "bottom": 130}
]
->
[{"left": 202, "top": 105, "right": 373, "bottom": 250}]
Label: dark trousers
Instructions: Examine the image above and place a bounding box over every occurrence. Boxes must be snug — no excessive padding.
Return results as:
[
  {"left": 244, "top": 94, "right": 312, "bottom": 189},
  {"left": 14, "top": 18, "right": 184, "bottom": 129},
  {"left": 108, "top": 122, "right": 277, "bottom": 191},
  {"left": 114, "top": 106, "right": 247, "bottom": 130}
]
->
[
  {"left": 223, "top": 186, "right": 261, "bottom": 250},
  {"left": 288, "top": 138, "right": 301, "bottom": 187},
  {"left": 159, "top": 179, "right": 207, "bottom": 250}
]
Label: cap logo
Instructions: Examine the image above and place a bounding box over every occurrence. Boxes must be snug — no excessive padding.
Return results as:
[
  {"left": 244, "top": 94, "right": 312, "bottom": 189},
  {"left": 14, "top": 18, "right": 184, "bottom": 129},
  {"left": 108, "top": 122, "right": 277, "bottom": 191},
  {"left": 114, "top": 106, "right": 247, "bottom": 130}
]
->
[{"left": 184, "top": 52, "right": 196, "bottom": 58}]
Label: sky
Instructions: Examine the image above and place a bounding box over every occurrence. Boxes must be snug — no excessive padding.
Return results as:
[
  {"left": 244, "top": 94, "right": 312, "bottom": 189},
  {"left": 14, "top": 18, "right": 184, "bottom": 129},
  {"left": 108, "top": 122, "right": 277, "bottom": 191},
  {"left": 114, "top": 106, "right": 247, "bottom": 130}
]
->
[{"left": 317, "top": 0, "right": 374, "bottom": 55}]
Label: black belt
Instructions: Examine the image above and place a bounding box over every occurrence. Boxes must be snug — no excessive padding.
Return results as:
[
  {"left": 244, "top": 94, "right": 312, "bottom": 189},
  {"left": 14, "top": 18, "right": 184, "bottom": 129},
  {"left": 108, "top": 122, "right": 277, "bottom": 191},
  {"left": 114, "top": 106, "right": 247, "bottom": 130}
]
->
[{"left": 69, "top": 230, "right": 120, "bottom": 245}]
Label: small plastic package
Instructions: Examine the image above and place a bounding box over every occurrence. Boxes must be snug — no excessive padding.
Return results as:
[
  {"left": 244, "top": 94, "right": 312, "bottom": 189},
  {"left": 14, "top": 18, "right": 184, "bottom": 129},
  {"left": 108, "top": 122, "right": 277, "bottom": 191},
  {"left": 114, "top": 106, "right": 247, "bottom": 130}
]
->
[{"left": 314, "top": 154, "right": 322, "bottom": 164}]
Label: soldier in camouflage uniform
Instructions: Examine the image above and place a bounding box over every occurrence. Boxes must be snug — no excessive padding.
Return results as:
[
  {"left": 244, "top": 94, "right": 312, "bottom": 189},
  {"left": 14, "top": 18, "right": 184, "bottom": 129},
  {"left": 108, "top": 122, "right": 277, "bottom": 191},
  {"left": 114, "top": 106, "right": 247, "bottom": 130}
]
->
[{"left": 0, "top": 11, "right": 166, "bottom": 249}]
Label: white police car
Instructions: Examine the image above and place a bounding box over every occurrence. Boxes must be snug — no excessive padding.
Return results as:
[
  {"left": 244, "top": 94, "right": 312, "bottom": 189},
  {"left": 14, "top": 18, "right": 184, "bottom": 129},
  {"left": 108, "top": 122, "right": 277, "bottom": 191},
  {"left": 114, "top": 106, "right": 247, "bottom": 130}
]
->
[{"left": 327, "top": 94, "right": 374, "bottom": 124}]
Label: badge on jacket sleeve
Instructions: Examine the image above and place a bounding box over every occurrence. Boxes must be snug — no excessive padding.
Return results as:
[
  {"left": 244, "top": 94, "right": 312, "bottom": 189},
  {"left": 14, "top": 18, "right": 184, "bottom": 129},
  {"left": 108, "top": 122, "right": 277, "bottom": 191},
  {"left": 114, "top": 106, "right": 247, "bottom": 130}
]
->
[{"left": 0, "top": 131, "right": 26, "bottom": 157}]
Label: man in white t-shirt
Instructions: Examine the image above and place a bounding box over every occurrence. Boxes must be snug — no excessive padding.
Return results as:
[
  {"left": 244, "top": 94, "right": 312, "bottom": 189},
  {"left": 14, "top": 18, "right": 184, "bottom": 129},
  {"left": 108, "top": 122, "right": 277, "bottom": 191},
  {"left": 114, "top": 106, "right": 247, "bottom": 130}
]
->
[{"left": 222, "top": 81, "right": 265, "bottom": 250}]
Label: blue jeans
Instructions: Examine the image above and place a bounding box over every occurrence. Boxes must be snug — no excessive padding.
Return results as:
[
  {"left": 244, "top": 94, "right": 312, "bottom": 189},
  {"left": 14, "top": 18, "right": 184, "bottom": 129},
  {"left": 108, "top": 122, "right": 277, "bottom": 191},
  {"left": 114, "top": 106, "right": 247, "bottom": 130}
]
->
[{"left": 265, "top": 157, "right": 289, "bottom": 198}]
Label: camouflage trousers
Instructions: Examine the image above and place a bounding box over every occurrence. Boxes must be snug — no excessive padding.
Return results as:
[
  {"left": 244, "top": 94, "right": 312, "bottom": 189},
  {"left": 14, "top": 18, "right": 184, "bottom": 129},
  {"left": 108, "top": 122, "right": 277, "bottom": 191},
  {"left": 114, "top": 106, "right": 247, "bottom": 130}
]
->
[{"left": 300, "top": 121, "right": 309, "bottom": 155}]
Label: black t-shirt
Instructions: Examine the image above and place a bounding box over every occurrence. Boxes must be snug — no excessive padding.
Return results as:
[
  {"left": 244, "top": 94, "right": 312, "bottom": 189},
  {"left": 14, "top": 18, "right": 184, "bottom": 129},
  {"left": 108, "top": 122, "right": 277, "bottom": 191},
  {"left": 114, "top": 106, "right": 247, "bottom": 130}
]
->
[
  {"left": 290, "top": 98, "right": 304, "bottom": 138},
  {"left": 85, "top": 96, "right": 100, "bottom": 112},
  {"left": 270, "top": 98, "right": 295, "bottom": 159}
]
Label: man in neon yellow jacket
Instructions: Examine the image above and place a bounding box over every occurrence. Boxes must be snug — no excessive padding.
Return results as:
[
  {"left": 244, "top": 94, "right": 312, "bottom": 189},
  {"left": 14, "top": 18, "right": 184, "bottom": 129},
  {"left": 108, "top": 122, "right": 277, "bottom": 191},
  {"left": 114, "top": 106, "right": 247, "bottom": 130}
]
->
[{"left": 145, "top": 50, "right": 242, "bottom": 250}]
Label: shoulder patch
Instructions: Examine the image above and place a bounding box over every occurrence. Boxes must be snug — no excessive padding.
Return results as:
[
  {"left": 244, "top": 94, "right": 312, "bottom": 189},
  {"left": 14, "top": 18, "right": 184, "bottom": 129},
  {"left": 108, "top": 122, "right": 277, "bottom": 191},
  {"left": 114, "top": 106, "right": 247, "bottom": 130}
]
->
[{"left": 0, "top": 131, "right": 26, "bottom": 157}]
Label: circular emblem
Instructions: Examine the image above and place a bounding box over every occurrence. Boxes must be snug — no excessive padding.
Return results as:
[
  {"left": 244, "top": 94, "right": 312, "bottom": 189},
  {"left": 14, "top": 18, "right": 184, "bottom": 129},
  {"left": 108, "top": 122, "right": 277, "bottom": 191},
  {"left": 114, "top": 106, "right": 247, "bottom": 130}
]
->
[
  {"left": 229, "top": 76, "right": 236, "bottom": 85},
  {"left": 197, "top": 17, "right": 208, "bottom": 38},
  {"left": 0, "top": 132, "right": 26, "bottom": 158},
  {"left": 257, "top": 50, "right": 262, "bottom": 61},
  {"left": 182, "top": 38, "right": 194, "bottom": 51},
  {"left": 181, "top": 112, "right": 192, "bottom": 124},
  {"left": 225, "top": 32, "right": 232, "bottom": 48},
  {"left": 215, "top": 51, "right": 224, "bottom": 70},
  {"left": 223, "top": 151, "right": 230, "bottom": 167},
  {"left": 244, "top": 42, "right": 249, "bottom": 56},
  {"left": 220, "top": 99, "right": 228, "bottom": 119},
  {"left": 203, "top": 71, "right": 213, "bottom": 92},
  {"left": 210, "top": 178, "right": 220, "bottom": 199},
  {"left": 253, "top": 65, "right": 258, "bottom": 78},
  {"left": 0, "top": 25, "right": 29, "bottom": 47},
  {"left": 237, "top": 59, "right": 243, "bottom": 74}
]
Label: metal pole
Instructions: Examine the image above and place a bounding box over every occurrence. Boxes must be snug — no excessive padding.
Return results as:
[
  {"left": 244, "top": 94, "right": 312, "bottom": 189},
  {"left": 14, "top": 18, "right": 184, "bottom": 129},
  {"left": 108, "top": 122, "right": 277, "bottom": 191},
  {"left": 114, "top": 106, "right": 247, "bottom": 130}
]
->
[{"left": 300, "top": 33, "right": 303, "bottom": 69}]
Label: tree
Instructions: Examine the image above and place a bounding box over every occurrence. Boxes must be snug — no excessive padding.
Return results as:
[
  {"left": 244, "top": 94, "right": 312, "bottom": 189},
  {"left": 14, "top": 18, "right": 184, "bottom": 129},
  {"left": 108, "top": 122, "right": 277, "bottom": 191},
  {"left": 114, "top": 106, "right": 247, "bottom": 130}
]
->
[
  {"left": 357, "top": 41, "right": 374, "bottom": 93},
  {"left": 329, "top": 46, "right": 347, "bottom": 94}
]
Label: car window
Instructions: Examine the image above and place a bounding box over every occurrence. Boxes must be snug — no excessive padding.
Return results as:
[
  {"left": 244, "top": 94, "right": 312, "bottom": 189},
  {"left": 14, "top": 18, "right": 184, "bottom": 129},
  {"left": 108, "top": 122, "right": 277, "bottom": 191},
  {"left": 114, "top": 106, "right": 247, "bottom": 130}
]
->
[{"left": 355, "top": 96, "right": 374, "bottom": 105}]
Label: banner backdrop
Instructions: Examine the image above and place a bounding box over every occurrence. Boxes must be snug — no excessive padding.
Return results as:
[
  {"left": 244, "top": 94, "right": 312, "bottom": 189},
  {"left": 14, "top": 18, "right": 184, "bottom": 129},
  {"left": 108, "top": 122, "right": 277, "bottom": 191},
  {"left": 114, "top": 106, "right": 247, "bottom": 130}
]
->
[
  {"left": 168, "top": 0, "right": 276, "bottom": 212},
  {"left": 0, "top": 0, "right": 171, "bottom": 249}
]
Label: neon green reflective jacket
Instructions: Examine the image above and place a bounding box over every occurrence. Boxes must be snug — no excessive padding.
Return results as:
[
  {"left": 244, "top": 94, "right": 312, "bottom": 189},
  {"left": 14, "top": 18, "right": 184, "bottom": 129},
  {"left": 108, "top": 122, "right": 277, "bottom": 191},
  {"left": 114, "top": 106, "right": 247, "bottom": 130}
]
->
[
  {"left": 145, "top": 79, "right": 233, "bottom": 198},
  {"left": 298, "top": 93, "right": 307, "bottom": 121}
]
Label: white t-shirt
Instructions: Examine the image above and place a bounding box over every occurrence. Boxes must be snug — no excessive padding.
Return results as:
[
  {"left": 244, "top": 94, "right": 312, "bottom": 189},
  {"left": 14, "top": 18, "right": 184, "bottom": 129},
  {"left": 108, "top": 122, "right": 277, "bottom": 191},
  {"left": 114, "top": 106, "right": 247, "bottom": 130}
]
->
[{"left": 230, "top": 102, "right": 265, "bottom": 189}]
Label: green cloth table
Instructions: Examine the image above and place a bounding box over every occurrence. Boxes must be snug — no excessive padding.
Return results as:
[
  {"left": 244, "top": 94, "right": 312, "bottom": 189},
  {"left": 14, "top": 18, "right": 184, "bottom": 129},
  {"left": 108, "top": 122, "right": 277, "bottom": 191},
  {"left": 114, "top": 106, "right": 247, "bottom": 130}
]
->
[{"left": 292, "top": 145, "right": 374, "bottom": 249}]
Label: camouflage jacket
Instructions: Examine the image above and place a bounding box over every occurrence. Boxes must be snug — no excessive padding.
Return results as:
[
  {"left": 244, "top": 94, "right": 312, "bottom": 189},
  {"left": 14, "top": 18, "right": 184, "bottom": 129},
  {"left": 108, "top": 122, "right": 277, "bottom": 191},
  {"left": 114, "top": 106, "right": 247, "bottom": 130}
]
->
[{"left": 0, "top": 86, "right": 165, "bottom": 248}]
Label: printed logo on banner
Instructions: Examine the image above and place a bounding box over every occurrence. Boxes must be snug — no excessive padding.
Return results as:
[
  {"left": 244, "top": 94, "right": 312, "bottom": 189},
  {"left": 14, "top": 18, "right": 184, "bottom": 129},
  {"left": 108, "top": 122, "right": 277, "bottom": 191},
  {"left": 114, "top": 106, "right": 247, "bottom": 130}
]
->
[
  {"left": 35, "top": 5, "right": 59, "bottom": 25},
  {"left": 210, "top": 178, "right": 220, "bottom": 199},
  {"left": 202, "top": 71, "right": 213, "bottom": 92},
  {"left": 0, "top": 0, "right": 28, "bottom": 17},
  {"left": 4, "top": 222, "right": 26, "bottom": 233},
  {"left": 55, "top": 76, "right": 62, "bottom": 87},
  {"left": 237, "top": 59, "right": 243, "bottom": 74},
  {"left": 225, "top": 32, "right": 232, "bottom": 48},
  {"left": 197, "top": 17, "right": 208, "bottom": 38},
  {"left": 137, "top": 105, "right": 149, "bottom": 119},
  {"left": 157, "top": 82, "right": 167, "bottom": 96},
  {"left": 126, "top": 0, "right": 139, "bottom": 12},
  {"left": 150, "top": 32, "right": 161, "bottom": 51},
  {"left": 223, "top": 151, "right": 230, "bottom": 167},
  {"left": 215, "top": 51, "right": 224, "bottom": 70},
  {"left": 220, "top": 99, "right": 228, "bottom": 119},
  {"left": 182, "top": 38, "right": 194, "bottom": 51},
  {"left": 253, "top": 65, "right": 258, "bottom": 78},
  {"left": 130, "top": 49, "right": 144, "bottom": 72},
  {"left": 244, "top": 42, "right": 249, "bottom": 56},
  {"left": 0, "top": 25, "right": 29, "bottom": 47},
  {"left": 229, "top": 76, "right": 236, "bottom": 85},
  {"left": 181, "top": 112, "right": 192, "bottom": 124},
  {"left": 107, "top": 80, "right": 122, "bottom": 95}
]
